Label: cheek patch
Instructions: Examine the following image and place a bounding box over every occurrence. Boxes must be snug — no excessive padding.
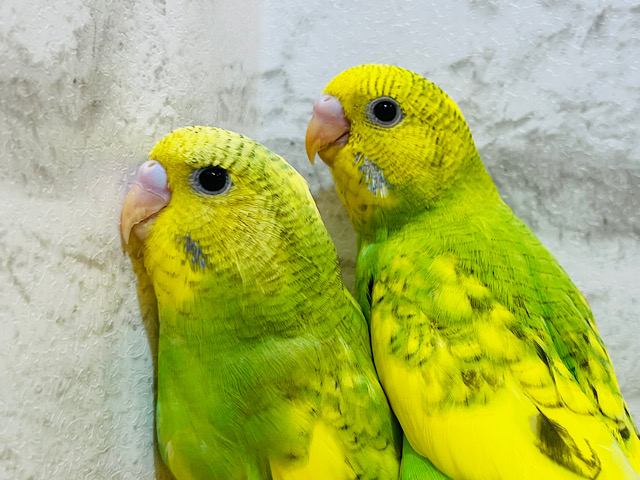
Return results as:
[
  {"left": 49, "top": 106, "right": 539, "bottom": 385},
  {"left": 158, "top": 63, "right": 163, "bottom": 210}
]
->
[
  {"left": 177, "top": 234, "right": 209, "bottom": 271},
  {"left": 355, "top": 152, "right": 393, "bottom": 198}
]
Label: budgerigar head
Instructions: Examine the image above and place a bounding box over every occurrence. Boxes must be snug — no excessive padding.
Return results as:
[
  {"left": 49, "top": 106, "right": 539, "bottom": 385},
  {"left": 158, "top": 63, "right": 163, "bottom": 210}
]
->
[
  {"left": 306, "top": 64, "right": 494, "bottom": 237},
  {"left": 121, "top": 126, "right": 337, "bottom": 310}
]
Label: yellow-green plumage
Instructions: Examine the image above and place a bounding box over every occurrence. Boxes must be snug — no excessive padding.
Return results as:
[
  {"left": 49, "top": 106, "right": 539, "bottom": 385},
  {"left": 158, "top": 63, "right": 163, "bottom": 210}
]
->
[
  {"left": 133, "top": 127, "right": 401, "bottom": 479},
  {"left": 312, "top": 64, "right": 640, "bottom": 479}
]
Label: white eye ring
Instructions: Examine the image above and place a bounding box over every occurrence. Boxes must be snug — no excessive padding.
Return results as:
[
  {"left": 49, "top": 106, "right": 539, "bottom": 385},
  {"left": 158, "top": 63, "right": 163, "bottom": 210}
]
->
[
  {"left": 366, "top": 97, "right": 403, "bottom": 127},
  {"left": 191, "top": 166, "right": 232, "bottom": 195}
]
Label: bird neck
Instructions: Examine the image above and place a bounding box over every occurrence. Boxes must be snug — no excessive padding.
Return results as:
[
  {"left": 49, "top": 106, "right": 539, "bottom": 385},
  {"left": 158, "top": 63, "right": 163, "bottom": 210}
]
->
[
  {"left": 356, "top": 151, "right": 502, "bottom": 244},
  {"left": 151, "top": 225, "right": 347, "bottom": 352}
]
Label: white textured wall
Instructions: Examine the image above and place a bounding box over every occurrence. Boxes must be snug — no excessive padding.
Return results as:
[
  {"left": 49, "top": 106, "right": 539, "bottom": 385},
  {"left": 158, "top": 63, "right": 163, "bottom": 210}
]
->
[
  {"left": 0, "top": 1, "right": 261, "bottom": 478},
  {"left": 1, "top": 1, "right": 638, "bottom": 478}
]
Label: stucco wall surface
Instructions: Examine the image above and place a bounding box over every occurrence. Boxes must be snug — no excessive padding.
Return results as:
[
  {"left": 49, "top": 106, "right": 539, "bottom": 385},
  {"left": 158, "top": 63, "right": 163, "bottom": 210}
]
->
[{"left": 1, "top": 1, "right": 638, "bottom": 478}]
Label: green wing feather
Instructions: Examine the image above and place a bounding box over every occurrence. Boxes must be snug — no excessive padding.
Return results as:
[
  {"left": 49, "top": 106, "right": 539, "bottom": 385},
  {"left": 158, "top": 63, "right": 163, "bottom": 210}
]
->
[{"left": 355, "top": 200, "right": 640, "bottom": 479}]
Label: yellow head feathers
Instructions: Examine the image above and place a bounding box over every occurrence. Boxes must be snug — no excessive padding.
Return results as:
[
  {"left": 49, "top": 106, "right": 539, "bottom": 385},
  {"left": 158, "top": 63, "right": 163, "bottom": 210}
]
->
[
  {"left": 306, "top": 64, "right": 496, "bottom": 235},
  {"left": 123, "top": 126, "right": 335, "bottom": 307}
]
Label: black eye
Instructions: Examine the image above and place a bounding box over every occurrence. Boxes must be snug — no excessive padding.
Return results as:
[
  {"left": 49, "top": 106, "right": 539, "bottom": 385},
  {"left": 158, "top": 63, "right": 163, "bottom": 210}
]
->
[
  {"left": 192, "top": 166, "right": 231, "bottom": 195},
  {"left": 366, "top": 97, "right": 403, "bottom": 127}
]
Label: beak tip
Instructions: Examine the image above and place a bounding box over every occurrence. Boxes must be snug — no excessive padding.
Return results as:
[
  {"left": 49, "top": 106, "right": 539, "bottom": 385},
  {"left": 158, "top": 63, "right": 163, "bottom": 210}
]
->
[
  {"left": 305, "top": 146, "right": 317, "bottom": 165},
  {"left": 120, "top": 229, "right": 130, "bottom": 250},
  {"left": 304, "top": 131, "right": 319, "bottom": 165},
  {"left": 119, "top": 214, "right": 134, "bottom": 253}
]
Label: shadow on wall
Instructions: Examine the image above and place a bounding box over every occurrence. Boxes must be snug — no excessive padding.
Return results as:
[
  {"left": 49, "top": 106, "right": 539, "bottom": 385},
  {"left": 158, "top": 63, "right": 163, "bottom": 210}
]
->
[{"left": 314, "top": 188, "right": 358, "bottom": 293}]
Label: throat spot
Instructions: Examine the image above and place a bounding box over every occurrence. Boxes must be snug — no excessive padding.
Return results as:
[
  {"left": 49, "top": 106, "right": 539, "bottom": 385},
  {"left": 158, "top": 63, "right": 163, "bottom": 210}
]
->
[
  {"left": 354, "top": 152, "right": 392, "bottom": 198},
  {"left": 177, "top": 234, "right": 208, "bottom": 271}
]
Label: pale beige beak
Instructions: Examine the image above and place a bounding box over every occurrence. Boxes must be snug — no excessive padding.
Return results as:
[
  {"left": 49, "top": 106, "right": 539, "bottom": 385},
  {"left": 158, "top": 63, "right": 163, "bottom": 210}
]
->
[
  {"left": 120, "top": 160, "right": 171, "bottom": 247},
  {"left": 305, "top": 94, "right": 350, "bottom": 165}
]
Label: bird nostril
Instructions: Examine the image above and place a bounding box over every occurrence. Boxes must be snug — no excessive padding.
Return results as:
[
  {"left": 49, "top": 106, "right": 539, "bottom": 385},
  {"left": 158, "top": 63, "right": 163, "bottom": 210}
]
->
[{"left": 137, "top": 160, "right": 169, "bottom": 193}]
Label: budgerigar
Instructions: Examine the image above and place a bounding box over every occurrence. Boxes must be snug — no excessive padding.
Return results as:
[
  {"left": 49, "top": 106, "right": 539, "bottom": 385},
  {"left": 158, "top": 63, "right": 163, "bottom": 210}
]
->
[
  {"left": 305, "top": 64, "right": 640, "bottom": 480},
  {"left": 120, "top": 126, "right": 401, "bottom": 480}
]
